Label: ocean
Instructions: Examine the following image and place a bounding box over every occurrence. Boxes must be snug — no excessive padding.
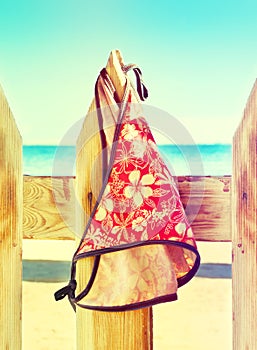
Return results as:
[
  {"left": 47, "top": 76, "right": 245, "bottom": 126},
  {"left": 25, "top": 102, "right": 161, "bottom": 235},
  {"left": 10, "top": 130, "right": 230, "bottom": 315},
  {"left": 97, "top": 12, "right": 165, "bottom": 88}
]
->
[{"left": 23, "top": 144, "right": 232, "bottom": 176}]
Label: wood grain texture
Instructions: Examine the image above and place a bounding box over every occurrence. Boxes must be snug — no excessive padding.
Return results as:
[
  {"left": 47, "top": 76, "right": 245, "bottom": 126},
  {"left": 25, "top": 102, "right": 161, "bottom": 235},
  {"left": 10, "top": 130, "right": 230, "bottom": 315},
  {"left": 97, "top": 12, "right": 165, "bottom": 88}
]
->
[
  {"left": 22, "top": 175, "right": 231, "bottom": 242},
  {"left": 75, "top": 50, "right": 153, "bottom": 350},
  {"left": 232, "top": 79, "right": 257, "bottom": 350},
  {"left": 0, "top": 85, "right": 22, "bottom": 349},
  {"left": 23, "top": 176, "right": 75, "bottom": 239},
  {"left": 178, "top": 175, "right": 231, "bottom": 241}
]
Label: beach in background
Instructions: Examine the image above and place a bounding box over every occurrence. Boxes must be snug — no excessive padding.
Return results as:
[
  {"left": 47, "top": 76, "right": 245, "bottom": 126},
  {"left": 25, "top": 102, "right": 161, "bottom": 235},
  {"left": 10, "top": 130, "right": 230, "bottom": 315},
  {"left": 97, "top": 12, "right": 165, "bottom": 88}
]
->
[
  {"left": 22, "top": 145, "right": 232, "bottom": 349},
  {"left": 23, "top": 143, "right": 232, "bottom": 176},
  {"left": 3, "top": 0, "right": 257, "bottom": 347},
  {"left": 22, "top": 241, "right": 232, "bottom": 350}
]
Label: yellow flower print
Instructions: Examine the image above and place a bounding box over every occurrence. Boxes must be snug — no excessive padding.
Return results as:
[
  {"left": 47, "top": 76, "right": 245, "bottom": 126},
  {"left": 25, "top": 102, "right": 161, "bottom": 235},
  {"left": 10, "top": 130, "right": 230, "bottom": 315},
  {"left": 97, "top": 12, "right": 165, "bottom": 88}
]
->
[
  {"left": 132, "top": 216, "right": 147, "bottom": 232},
  {"left": 121, "top": 123, "right": 139, "bottom": 140},
  {"left": 114, "top": 142, "right": 146, "bottom": 174},
  {"left": 175, "top": 222, "right": 186, "bottom": 235},
  {"left": 112, "top": 212, "right": 135, "bottom": 241},
  {"left": 95, "top": 184, "right": 114, "bottom": 222},
  {"left": 131, "top": 139, "right": 147, "bottom": 158},
  {"left": 186, "top": 227, "right": 193, "bottom": 238},
  {"left": 124, "top": 170, "right": 155, "bottom": 207},
  {"left": 95, "top": 206, "right": 107, "bottom": 221}
]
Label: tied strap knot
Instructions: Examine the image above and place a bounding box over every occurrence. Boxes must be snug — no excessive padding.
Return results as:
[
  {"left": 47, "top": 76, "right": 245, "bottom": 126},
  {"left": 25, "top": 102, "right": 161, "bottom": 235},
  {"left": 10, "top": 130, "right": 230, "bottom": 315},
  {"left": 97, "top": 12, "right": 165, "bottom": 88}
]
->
[{"left": 54, "top": 279, "right": 77, "bottom": 301}]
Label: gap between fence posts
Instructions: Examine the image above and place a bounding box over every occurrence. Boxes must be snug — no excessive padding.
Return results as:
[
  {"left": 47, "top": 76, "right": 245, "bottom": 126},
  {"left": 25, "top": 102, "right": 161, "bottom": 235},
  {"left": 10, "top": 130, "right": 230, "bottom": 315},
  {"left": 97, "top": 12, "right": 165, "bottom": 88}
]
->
[
  {"left": 0, "top": 85, "right": 23, "bottom": 349},
  {"left": 75, "top": 50, "right": 153, "bottom": 349},
  {"left": 232, "top": 79, "right": 257, "bottom": 350}
]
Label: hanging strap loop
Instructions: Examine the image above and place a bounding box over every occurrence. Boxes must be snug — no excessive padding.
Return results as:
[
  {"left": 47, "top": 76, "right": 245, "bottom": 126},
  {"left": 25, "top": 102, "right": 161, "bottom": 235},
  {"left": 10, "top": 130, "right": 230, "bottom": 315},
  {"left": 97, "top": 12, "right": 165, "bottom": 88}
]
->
[
  {"left": 122, "top": 64, "right": 148, "bottom": 101},
  {"left": 54, "top": 279, "right": 77, "bottom": 301}
]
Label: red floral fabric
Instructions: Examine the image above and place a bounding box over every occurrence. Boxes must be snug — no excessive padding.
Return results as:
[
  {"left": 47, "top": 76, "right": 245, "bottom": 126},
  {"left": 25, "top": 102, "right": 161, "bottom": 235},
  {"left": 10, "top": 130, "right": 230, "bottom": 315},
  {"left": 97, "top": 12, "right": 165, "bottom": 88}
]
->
[
  {"left": 70, "top": 69, "right": 200, "bottom": 311},
  {"left": 77, "top": 95, "right": 196, "bottom": 256}
]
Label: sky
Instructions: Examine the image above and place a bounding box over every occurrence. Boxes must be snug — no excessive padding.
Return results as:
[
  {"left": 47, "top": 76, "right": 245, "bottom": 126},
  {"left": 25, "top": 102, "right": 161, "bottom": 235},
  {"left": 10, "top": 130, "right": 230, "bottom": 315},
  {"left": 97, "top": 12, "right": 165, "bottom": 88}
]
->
[{"left": 1, "top": 0, "right": 257, "bottom": 145}]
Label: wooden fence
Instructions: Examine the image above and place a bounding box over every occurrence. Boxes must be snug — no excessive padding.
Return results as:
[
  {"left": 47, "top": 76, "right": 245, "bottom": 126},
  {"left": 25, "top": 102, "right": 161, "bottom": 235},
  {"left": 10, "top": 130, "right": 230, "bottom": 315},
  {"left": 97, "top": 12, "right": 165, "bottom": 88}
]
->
[
  {"left": 0, "top": 50, "right": 256, "bottom": 349},
  {"left": 0, "top": 84, "right": 23, "bottom": 350}
]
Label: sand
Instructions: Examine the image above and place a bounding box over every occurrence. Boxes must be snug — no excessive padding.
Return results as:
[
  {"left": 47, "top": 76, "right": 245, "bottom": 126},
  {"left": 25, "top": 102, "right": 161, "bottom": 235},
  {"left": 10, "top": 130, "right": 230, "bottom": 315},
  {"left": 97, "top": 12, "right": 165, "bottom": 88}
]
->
[{"left": 22, "top": 240, "right": 232, "bottom": 349}]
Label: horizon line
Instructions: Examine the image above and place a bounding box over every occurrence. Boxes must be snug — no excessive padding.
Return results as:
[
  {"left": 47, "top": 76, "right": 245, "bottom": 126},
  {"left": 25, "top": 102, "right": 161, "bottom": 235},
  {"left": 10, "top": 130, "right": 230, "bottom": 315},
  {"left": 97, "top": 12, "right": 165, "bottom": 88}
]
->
[{"left": 22, "top": 142, "right": 232, "bottom": 147}]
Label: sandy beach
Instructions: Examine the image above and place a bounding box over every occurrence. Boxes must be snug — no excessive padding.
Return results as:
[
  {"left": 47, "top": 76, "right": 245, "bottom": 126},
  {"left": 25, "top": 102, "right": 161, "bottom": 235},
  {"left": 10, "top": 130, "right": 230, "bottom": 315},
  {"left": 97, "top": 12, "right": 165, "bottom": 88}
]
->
[{"left": 22, "top": 240, "right": 232, "bottom": 350}]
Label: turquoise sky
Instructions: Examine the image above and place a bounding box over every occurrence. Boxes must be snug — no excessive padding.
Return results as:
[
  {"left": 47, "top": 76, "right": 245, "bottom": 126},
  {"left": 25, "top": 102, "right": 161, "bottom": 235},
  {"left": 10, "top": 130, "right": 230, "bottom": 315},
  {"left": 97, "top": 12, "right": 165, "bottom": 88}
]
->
[{"left": 1, "top": 0, "right": 257, "bottom": 144}]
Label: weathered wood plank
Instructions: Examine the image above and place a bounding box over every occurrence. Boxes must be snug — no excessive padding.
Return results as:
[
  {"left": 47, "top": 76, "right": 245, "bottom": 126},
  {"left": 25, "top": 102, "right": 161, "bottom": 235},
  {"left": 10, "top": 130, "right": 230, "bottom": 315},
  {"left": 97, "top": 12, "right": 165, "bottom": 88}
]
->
[
  {"left": 23, "top": 176, "right": 75, "bottom": 239},
  {"left": 179, "top": 175, "right": 231, "bottom": 241},
  {"left": 75, "top": 50, "right": 153, "bottom": 350},
  {"left": 23, "top": 175, "right": 231, "bottom": 242},
  {"left": 232, "top": 79, "right": 257, "bottom": 350},
  {"left": 0, "top": 85, "right": 22, "bottom": 349}
]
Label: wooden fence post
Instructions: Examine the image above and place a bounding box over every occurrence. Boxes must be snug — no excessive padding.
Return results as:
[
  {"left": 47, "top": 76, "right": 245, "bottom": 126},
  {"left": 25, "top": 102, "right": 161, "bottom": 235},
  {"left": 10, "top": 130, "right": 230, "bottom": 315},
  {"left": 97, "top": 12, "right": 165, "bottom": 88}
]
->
[
  {"left": 0, "top": 85, "right": 23, "bottom": 349},
  {"left": 232, "top": 79, "right": 257, "bottom": 349},
  {"left": 75, "top": 50, "right": 153, "bottom": 349}
]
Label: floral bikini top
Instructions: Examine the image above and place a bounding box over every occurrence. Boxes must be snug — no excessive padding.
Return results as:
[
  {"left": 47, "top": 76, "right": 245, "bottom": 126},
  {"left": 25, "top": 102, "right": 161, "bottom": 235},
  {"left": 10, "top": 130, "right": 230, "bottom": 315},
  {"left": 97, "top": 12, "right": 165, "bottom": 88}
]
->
[{"left": 55, "top": 66, "right": 200, "bottom": 312}]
